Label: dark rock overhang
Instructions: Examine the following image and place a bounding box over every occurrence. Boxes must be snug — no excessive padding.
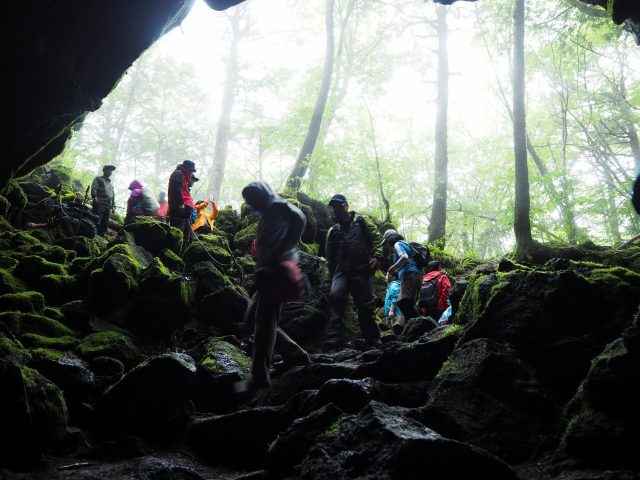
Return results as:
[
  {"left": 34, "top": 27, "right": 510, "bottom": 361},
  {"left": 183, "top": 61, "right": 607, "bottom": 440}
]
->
[{"left": 1, "top": 0, "right": 638, "bottom": 190}]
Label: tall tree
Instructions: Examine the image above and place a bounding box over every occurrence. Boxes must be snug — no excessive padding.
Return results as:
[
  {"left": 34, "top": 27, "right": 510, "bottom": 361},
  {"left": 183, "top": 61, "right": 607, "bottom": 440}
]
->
[
  {"left": 208, "top": 6, "right": 248, "bottom": 200},
  {"left": 286, "top": 0, "right": 335, "bottom": 191},
  {"left": 427, "top": 3, "right": 449, "bottom": 248},
  {"left": 512, "top": 0, "right": 534, "bottom": 258}
]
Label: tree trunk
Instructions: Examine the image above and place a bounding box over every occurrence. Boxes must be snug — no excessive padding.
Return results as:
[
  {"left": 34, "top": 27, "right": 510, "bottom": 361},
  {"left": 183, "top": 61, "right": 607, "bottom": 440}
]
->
[
  {"left": 512, "top": 0, "right": 534, "bottom": 258},
  {"left": 428, "top": 4, "right": 449, "bottom": 248},
  {"left": 286, "top": 0, "right": 335, "bottom": 192},
  {"left": 604, "top": 169, "right": 623, "bottom": 244},
  {"left": 208, "top": 7, "right": 243, "bottom": 200}
]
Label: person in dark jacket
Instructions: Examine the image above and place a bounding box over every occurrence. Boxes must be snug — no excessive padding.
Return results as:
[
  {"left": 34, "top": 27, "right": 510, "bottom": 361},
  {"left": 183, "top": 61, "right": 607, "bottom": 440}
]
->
[
  {"left": 238, "top": 181, "right": 310, "bottom": 390},
  {"left": 633, "top": 174, "right": 640, "bottom": 215},
  {"left": 168, "top": 160, "right": 197, "bottom": 245},
  {"left": 90, "top": 165, "right": 116, "bottom": 235},
  {"left": 325, "top": 194, "right": 382, "bottom": 348}
]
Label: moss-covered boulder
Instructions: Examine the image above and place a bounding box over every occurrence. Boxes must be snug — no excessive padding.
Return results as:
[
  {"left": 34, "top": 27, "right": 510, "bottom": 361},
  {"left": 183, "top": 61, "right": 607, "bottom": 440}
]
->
[
  {"left": 89, "top": 250, "right": 143, "bottom": 312},
  {"left": 3, "top": 179, "right": 28, "bottom": 211},
  {"left": 457, "top": 264, "right": 640, "bottom": 398},
  {"left": 0, "top": 290, "right": 45, "bottom": 313},
  {"left": 419, "top": 338, "right": 558, "bottom": 463},
  {"left": 39, "top": 273, "right": 80, "bottom": 305},
  {"left": 75, "top": 331, "right": 141, "bottom": 369},
  {"left": 160, "top": 247, "right": 185, "bottom": 272},
  {"left": 0, "top": 360, "right": 68, "bottom": 466},
  {"left": 98, "top": 352, "right": 197, "bottom": 441},
  {"left": 20, "top": 333, "right": 79, "bottom": 350},
  {"left": 41, "top": 244, "right": 75, "bottom": 264},
  {"left": 0, "top": 332, "right": 32, "bottom": 365},
  {"left": 126, "top": 258, "right": 195, "bottom": 338},
  {"left": 561, "top": 323, "right": 640, "bottom": 469},
  {"left": 183, "top": 233, "right": 233, "bottom": 268},
  {"left": 121, "top": 216, "right": 183, "bottom": 256},
  {"left": 14, "top": 254, "right": 66, "bottom": 285},
  {"left": 55, "top": 236, "right": 101, "bottom": 258},
  {"left": 0, "top": 268, "right": 25, "bottom": 295},
  {"left": 215, "top": 206, "right": 240, "bottom": 238},
  {"left": 0, "top": 311, "right": 74, "bottom": 338},
  {"left": 233, "top": 222, "right": 258, "bottom": 253},
  {"left": 200, "top": 337, "right": 251, "bottom": 378}
]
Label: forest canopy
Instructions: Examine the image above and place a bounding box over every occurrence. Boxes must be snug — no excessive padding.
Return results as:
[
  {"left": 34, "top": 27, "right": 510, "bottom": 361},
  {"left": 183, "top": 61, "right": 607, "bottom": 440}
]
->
[{"left": 55, "top": 0, "right": 640, "bottom": 259}]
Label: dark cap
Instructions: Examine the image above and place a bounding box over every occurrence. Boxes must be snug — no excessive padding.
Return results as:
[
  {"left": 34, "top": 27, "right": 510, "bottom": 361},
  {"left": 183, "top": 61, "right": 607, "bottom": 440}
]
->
[
  {"left": 428, "top": 260, "right": 441, "bottom": 271},
  {"left": 328, "top": 194, "right": 347, "bottom": 206},
  {"left": 103, "top": 165, "right": 116, "bottom": 172},
  {"left": 182, "top": 160, "right": 196, "bottom": 172}
]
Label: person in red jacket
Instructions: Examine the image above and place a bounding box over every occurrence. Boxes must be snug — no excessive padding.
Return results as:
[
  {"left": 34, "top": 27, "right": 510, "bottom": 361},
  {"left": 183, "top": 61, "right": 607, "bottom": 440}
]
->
[{"left": 419, "top": 261, "right": 452, "bottom": 321}]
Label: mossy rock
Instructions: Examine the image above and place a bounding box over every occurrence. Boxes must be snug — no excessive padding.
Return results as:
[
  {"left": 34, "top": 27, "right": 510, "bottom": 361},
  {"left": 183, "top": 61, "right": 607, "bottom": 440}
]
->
[
  {"left": 0, "top": 194, "right": 10, "bottom": 217},
  {"left": 89, "top": 252, "right": 142, "bottom": 311},
  {"left": 3, "top": 179, "right": 28, "bottom": 211},
  {"left": 122, "top": 216, "right": 183, "bottom": 256},
  {"left": 191, "top": 262, "right": 232, "bottom": 298},
  {"left": 0, "top": 268, "right": 26, "bottom": 295},
  {"left": 200, "top": 337, "right": 251, "bottom": 377},
  {"left": 0, "top": 230, "right": 43, "bottom": 252},
  {"left": 160, "top": 247, "right": 185, "bottom": 272},
  {"left": 28, "top": 228, "right": 55, "bottom": 244},
  {"left": 0, "top": 291, "right": 45, "bottom": 313},
  {"left": 373, "top": 270, "right": 387, "bottom": 304},
  {"left": 234, "top": 222, "right": 258, "bottom": 253},
  {"left": 55, "top": 236, "right": 101, "bottom": 258},
  {"left": 0, "top": 333, "right": 32, "bottom": 365},
  {"left": 200, "top": 285, "right": 249, "bottom": 331},
  {"left": 39, "top": 274, "right": 80, "bottom": 306},
  {"left": 215, "top": 206, "right": 240, "bottom": 238},
  {"left": 14, "top": 255, "right": 66, "bottom": 285},
  {"left": 183, "top": 233, "right": 233, "bottom": 267},
  {"left": 76, "top": 331, "right": 141, "bottom": 369},
  {"left": 21, "top": 334, "right": 79, "bottom": 350},
  {"left": 0, "top": 361, "right": 68, "bottom": 465},
  {"left": 0, "top": 311, "right": 74, "bottom": 338}
]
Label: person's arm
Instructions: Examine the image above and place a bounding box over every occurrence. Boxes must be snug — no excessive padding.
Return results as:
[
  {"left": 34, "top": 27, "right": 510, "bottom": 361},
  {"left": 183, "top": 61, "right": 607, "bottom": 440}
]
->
[
  {"left": 388, "top": 242, "right": 409, "bottom": 275},
  {"left": 25, "top": 222, "right": 48, "bottom": 229},
  {"left": 168, "top": 171, "right": 184, "bottom": 208},
  {"left": 363, "top": 216, "right": 383, "bottom": 260},
  {"left": 90, "top": 177, "right": 99, "bottom": 203},
  {"left": 325, "top": 227, "right": 336, "bottom": 277}
]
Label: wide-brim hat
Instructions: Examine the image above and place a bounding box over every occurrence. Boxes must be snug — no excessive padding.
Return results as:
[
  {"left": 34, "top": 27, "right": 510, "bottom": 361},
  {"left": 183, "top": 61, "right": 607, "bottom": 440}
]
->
[{"left": 182, "top": 160, "right": 196, "bottom": 172}]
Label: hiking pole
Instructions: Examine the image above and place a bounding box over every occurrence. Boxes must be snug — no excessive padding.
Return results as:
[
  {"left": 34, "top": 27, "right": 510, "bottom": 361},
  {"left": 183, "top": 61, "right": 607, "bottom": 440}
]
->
[{"left": 74, "top": 185, "right": 91, "bottom": 236}]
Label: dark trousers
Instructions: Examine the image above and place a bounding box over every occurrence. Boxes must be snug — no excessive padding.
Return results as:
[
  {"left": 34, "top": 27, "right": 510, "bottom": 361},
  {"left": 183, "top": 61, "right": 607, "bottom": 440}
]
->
[
  {"left": 245, "top": 293, "right": 307, "bottom": 386},
  {"left": 92, "top": 202, "right": 110, "bottom": 235},
  {"left": 169, "top": 206, "right": 194, "bottom": 247},
  {"left": 328, "top": 271, "right": 380, "bottom": 343},
  {"left": 396, "top": 271, "right": 422, "bottom": 321}
]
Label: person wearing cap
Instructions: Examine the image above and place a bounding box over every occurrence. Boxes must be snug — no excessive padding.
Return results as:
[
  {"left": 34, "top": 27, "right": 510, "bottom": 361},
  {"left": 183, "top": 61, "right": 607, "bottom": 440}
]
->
[
  {"left": 168, "top": 160, "right": 197, "bottom": 245},
  {"left": 381, "top": 229, "right": 422, "bottom": 331},
  {"left": 90, "top": 165, "right": 116, "bottom": 235},
  {"left": 325, "top": 194, "right": 383, "bottom": 347}
]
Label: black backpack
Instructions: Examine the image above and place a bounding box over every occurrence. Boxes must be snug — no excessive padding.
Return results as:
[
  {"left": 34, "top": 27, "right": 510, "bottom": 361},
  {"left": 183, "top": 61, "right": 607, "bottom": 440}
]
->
[
  {"left": 408, "top": 241, "right": 430, "bottom": 269},
  {"left": 418, "top": 272, "right": 443, "bottom": 311}
]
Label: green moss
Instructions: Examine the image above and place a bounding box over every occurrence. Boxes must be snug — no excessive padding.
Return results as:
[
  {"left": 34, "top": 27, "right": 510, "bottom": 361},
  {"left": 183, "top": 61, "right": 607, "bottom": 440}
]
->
[
  {"left": 234, "top": 222, "right": 258, "bottom": 251},
  {"left": 122, "top": 216, "right": 183, "bottom": 256},
  {"left": 20, "top": 365, "right": 68, "bottom": 423},
  {"left": 21, "top": 334, "right": 79, "bottom": 350},
  {"left": 39, "top": 274, "right": 79, "bottom": 305},
  {"left": 14, "top": 255, "right": 66, "bottom": 285},
  {"left": 75, "top": 331, "right": 139, "bottom": 366},
  {"left": 200, "top": 338, "right": 251, "bottom": 376},
  {"left": 586, "top": 265, "right": 640, "bottom": 288},
  {"left": 3, "top": 180, "right": 28, "bottom": 211},
  {"left": 0, "top": 194, "right": 10, "bottom": 217},
  {"left": 440, "top": 323, "right": 465, "bottom": 338},
  {"left": 298, "top": 241, "right": 319, "bottom": 256},
  {"left": 183, "top": 233, "right": 233, "bottom": 267},
  {"left": 160, "top": 248, "right": 185, "bottom": 272},
  {"left": 0, "top": 268, "right": 26, "bottom": 295},
  {"left": 316, "top": 415, "right": 351, "bottom": 441},
  {"left": 0, "top": 332, "right": 32, "bottom": 365},
  {"left": 4, "top": 312, "right": 75, "bottom": 338},
  {"left": 0, "top": 291, "right": 45, "bottom": 313}
]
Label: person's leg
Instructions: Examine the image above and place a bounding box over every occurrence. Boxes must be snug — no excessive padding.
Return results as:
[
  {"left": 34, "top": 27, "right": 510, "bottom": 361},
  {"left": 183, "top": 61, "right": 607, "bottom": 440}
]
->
[
  {"left": 93, "top": 203, "right": 107, "bottom": 235},
  {"left": 350, "top": 273, "right": 380, "bottom": 344},
  {"left": 251, "top": 296, "right": 279, "bottom": 388},
  {"left": 397, "top": 271, "right": 421, "bottom": 321},
  {"left": 275, "top": 317, "right": 310, "bottom": 366},
  {"left": 327, "top": 271, "right": 349, "bottom": 335}
]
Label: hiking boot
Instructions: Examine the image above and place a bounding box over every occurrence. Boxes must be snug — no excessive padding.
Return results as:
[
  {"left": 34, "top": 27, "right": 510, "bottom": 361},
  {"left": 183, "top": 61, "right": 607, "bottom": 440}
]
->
[{"left": 392, "top": 316, "right": 405, "bottom": 336}]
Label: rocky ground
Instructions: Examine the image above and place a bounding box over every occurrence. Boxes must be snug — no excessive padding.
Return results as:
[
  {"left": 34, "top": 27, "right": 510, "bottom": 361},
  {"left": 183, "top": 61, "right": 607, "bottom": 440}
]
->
[{"left": 1, "top": 165, "right": 639, "bottom": 480}]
